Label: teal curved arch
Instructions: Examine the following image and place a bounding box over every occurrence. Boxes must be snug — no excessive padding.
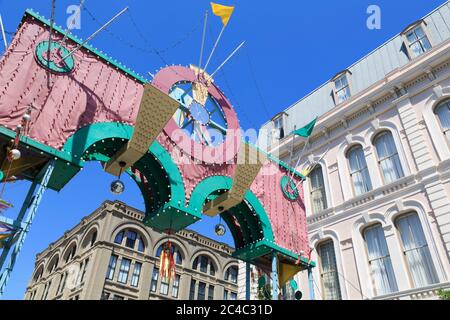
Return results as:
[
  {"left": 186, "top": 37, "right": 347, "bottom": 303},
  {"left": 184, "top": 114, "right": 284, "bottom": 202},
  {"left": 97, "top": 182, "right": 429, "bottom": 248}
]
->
[
  {"left": 188, "top": 176, "right": 274, "bottom": 243},
  {"left": 62, "top": 122, "right": 185, "bottom": 205}
]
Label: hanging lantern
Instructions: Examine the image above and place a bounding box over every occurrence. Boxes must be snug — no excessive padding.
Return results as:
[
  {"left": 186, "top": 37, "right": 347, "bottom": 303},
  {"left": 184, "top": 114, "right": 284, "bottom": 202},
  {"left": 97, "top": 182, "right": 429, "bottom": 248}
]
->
[
  {"left": 110, "top": 179, "right": 125, "bottom": 195},
  {"left": 215, "top": 223, "right": 226, "bottom": 236},
  {"left": 9, "top": 149, "right": 21, "bottom": 161},
  {"left": 22, "top": 113, "right": 31, "bottom": 122},
  {"left": 159, "top": 240, "right": 176, "bottom": 282}
]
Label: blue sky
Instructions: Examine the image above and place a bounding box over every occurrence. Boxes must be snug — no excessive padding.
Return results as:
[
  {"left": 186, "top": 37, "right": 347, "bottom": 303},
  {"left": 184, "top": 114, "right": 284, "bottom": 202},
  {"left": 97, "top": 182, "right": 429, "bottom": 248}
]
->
[{"left": 0, "top": 0, "right": 446, "bottom": 299}]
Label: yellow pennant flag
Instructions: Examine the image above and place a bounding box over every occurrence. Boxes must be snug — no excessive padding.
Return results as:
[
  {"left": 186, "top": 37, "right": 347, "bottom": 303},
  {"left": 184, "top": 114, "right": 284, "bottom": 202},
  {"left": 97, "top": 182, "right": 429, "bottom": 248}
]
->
[{"left": 211, "top": 2, "right": 235, "bottom": 26}]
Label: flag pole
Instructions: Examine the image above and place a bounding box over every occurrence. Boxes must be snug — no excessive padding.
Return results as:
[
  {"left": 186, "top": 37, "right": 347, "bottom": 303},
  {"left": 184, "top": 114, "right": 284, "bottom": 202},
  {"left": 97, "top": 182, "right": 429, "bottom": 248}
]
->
[
  {"left": 0, "top": 14, "right": 8, "bottom": 50},
  {"left": 287, "top": 126, "right": 297, "bottom": 167},
  {"left": 294, "top": 146, "right": 330, "bottom": 190},
  {"left": 203, "top": 24, "right": 226, "bottom": 71},
  {"left": 58, "top": 7, "right": 129, "bottom": 64},
  {"left": 289, "top": 135, "right": 310, "bottom": 181},
  {"left": 208, "top": 40, "right": 245, "bottom": 79},
  {"left": 198, "top": 10, "right": 208, "bottom": 68},
  {"left": 57, "top": 0, "right": 85, "bottom": 50}
]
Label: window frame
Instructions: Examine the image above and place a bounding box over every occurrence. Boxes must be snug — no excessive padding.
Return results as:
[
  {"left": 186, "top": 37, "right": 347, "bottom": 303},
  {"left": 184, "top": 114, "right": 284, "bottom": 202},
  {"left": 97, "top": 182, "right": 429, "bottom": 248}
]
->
[
  {"left": 309, "top": 165, "right": 328, "bottom": 214},
  {"left": 346, "top": 145, "right": 373, "bottom": 196},
  {"left": 117, "top": 258, "right": 131, "bottom": 284},
  {"left": 317, "top": 240, "right": 342, "bottom": 300},
  {"left": 434, "top": 99, "right": 450, "bottom": 145},
  {"left": 106, "top": 254, "right": 118, "bottom": 280},
  {"left": 373, "top": 131, "right": 405, "bottom": 184},
  {"left": 332, "top": 71, "right": 352, "bottom": 104},
  {"left": 402, "top": 21, "right": 432, "bottom": 59},
  {"left": 130, "top": 262, "right": 142, "bottom": 287}
]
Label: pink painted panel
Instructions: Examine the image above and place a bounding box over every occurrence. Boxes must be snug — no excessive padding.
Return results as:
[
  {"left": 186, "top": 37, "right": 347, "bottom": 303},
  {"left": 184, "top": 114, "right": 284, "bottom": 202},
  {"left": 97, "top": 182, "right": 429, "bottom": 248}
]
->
[
  {"left": 251, "top": 162, "right": 309, "bottom": 255},
  {"left": 0, "top": 17, "right": 143, "bottom": 149}
]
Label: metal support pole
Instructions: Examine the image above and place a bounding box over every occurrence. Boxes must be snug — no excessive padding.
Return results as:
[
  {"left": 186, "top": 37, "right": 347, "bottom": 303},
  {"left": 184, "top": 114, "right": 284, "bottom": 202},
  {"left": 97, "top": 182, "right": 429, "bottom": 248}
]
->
[
  {"left": 245, "top": 262, "right": 251, "bottom": 300},
  {"left": 271, "top": 252, "right": 279, "bottom": 300},
  {"left": 308, "top": 267, "right": 315, "bottom": 300},
  {"left": 0, "top": 160, "right": 55, "bottom": 297}
]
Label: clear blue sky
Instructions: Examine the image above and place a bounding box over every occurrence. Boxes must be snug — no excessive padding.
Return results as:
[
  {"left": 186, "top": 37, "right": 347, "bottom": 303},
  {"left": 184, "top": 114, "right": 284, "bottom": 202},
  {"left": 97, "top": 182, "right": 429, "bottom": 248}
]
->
[{"left": 0, "top": 0, "right": 446, "bottom": 299}]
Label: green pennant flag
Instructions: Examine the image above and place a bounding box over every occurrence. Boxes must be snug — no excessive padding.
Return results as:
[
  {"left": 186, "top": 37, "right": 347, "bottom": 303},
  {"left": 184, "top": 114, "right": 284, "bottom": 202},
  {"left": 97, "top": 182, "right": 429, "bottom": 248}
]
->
[{"left": 291, "top": 117, "right": 317, "bottom": 138}]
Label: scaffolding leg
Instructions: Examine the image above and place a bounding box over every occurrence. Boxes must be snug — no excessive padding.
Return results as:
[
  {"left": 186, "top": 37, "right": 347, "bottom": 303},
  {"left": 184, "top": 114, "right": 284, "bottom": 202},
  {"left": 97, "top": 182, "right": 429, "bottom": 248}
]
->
[
  {"left": 308, "top": 267, "right": 315, "bottom": 300},
  {"left": 0, "top": 161, "right": 54, "bottom": 297},
  {"left": 271, "top": 252, "right": 279, "bottom": 300},
  {"left": 245, "top": 262, "right": 251, "bottom": 300}
]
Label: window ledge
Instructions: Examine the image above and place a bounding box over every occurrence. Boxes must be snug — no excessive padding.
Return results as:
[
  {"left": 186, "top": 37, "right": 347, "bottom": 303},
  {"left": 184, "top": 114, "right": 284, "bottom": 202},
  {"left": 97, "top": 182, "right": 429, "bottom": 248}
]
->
[{"left": 372, "top": 281, "right": 450, "bottom": 300}]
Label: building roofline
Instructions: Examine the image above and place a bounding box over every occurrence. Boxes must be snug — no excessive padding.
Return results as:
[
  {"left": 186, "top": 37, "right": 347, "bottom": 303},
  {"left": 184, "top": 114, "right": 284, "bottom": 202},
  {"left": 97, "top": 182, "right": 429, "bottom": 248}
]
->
[
  {"left": 260, "top": 0, "right": 450, "bottom": 129},
  {"left": 22, "top": 9, "right": 149, "bottom": 84}
]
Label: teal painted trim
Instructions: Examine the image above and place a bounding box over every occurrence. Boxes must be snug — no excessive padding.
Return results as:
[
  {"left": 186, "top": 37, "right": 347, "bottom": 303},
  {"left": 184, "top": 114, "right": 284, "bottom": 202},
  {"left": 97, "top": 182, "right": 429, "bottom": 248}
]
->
[
  {"left": 0, "top": 126, "right": 81, "bottom": 166},
  {"left": 244, "top": 141, "right": 305, "bottom": 179},
  {"left": 0, "top": 170, "right": 3, "bottom": 182},
  {"left": 63, "top": 122, "right": 132, "bottom": 159},
  {"left": 244, "top": 191, "right": 274, "bottom": 242},
  {"left": 35, "top": 40, "right": 74, "bottom": 74},
  {"left": 187, "top": 175, "right": 232, "bottom": 212},
  {"left": 63, "top": 122, "right": 185, "bottom": 205},
  {"left": 24, "top": 9, "right": 148, "bottom": 84},
  {"left": 149, "top": 142, "right": 185, "bottom": 205},
  {"left": 280, "top": 175, "right": 299, "bottom": 200},
  {"left": 188, "top": 176, "right": 274, "bottom": 243}
]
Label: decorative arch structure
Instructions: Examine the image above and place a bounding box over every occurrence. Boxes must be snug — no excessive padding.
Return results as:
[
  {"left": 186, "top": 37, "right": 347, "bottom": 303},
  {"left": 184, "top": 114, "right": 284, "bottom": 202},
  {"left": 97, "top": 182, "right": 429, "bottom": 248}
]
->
[{"left": 0, "top": 9, "right": 314, "bottom": 298}]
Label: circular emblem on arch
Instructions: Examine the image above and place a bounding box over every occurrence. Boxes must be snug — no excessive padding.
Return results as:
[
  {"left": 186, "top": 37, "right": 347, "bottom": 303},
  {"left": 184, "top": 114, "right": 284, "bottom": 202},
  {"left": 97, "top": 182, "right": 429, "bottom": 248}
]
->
[
  {"left": 152, "top": 65, "right": 241, "bottom": 164},
  {"left": 280, "top": 175, "right": 299, "bottom": 200},
  {"left": 35, "top": 40, "right": 75, "bottom": 74}
]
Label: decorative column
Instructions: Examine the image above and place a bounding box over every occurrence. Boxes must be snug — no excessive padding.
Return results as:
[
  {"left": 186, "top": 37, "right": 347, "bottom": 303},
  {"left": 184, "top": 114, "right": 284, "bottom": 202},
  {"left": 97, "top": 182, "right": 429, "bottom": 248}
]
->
[{"left": 245, "top": 262, "right": 251, "bottom": 300}]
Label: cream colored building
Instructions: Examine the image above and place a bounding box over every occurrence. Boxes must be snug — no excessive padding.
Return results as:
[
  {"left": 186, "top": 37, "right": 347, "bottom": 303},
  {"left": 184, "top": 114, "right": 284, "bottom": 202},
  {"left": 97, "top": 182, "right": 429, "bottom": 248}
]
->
[
  {"left": 24, "top": 200, "right": 239, "bottom": 300},
  {"left": 256, "top": 1, "right": 450, "bottom": 300}
]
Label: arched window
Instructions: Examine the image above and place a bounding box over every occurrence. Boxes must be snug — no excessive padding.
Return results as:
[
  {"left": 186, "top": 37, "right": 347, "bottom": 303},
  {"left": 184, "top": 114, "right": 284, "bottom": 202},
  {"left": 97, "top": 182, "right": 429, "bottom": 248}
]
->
[
  {"left": 309, "top": 165, "right": 327, "bottom": 213},
  {"left": 435, "top": 99, "right": 450, "bottom": 142},
  {"left": 64, "top": 244, "right": 77, "bottom": 263},
  {"left": 363, "top": 224, "right": 397, "bottom": 296},
  {"left": 156, "top": 243, "right": 183, "bottom": 265},
  {"left": 48, "top": 256, "right": 59, "bottom": 274},
  {"left": 34, "top": 266, "right": 44, "bottom": 281},
  {"left": 192, "top": 255, "right": 215, "bottom": 276},
  {"left": 373, "top": 131, "right": 404, "bottom": 184},
  {"left": 224, "top": 266, "right": 238, "bottom": 284},
  {"left": 317, "top": 240, "right": 341, "bottom": 300},
  {"left": 395, "top": 213, "right": 438, "bottom": 287},
  {"left": 347, "top": 145, "right": 372, "bottom": 196},
  {"left": 114, "top": 229, "right": 145, "bottom": 253}
]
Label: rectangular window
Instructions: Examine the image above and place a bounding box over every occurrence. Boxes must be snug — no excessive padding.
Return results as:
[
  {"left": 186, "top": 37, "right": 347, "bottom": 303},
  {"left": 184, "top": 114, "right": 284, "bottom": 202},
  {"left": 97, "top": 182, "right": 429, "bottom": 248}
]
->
[
  {"left": 223, "top": 289, "right": 228, "bottom": 300},
  {"left": 406, "top": 25, "right": 431, "bottom": 58},
  {"left": 318, "top": 240, "right": 342, "bottom": 300},
  {"left": 397, "top": 214, "right": 439, "bottom": 288},
  {"left": 57, "top": 272, "right": 66, "bottom": 294},
  {"left": 42, "top": 281, "right": 51, "bottom": 300},
  {"left": 364, "top": 225, "right": 398, "bottom": 296},
  {"left": 106, "top": 254, "right": 118, "bottom": 280},
  {"left": 117, "top": 258, "right": 131, "bottom": 284},
  {"left": 160, "top": 278, "right": 169, "bottom": 295},
  {"left": 273, "top": 117, "right": 285, "bottom": 140},
  {"left": 189, "top": 279, "right": 196, "bottom": 300},
  {"left": 172, "top": 274, "right": 181, "bottom": 298},
  {"left": 334, "top": 75, "right": 351, "bottom": 103},
  {"left": 130, "top": 262, "right": 142, "bottom": 287},
  {"left": 348, "top": 146, "right": 373, "bottom": 196},
  {"left": 80, "top": 258, "right": 89, "bottom": 284},
  {"left": 125, "top": 231, "right": 137, "bottom": 249},
  {"left": 208, "top": 285, "right": 214, "bottom": 300},
  {"left": 309, "top": 166, "right": 328, "bottom": 213},
  {"left": 230, "top": 292, "right": 237, "bottom": 300},
  {"left": 374, "top": 132, "right": 404, "bottom": 184},
  {"left": 150, "top": 267, "right": 159, "bottom": 292},
  {"left": 197, "top": 282, "right": 206, "bottom": 300},
  {"left": 200, "top": 256, "right": 208, "bottom": 273},
  {"left": 112, "top": 295, "right": 124, "bottom": 300}
]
